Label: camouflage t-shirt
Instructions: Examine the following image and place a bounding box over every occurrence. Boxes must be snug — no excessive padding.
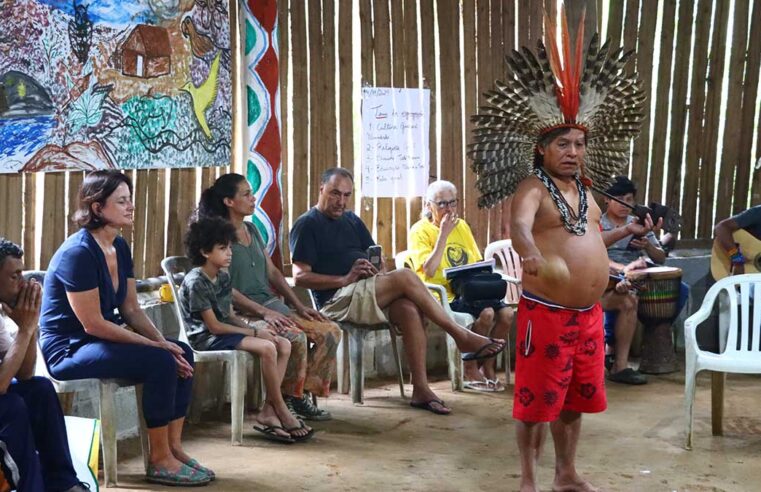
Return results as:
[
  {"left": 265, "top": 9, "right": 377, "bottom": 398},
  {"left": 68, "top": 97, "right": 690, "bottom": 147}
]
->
[{"left": 178, "top": 267, "right": 233, "bottom": 346}]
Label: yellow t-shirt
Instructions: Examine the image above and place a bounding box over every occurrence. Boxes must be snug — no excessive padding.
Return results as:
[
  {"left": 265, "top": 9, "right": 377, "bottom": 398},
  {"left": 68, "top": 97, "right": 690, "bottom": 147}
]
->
[{"left": 408, "top": 218, "right": 482, "bottom": 302}]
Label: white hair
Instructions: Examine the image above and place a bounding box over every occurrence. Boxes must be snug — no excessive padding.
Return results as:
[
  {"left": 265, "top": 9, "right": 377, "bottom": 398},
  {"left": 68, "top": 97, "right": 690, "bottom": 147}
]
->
[{"left": 423, "top": 180, "right": 457, "bottom": 219}]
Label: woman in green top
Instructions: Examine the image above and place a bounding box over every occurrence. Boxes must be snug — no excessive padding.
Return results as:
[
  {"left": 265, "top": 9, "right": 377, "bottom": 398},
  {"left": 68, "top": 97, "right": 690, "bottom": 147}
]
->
[{"left": 197, "top": 174, "right": 341, "bottom": 420}]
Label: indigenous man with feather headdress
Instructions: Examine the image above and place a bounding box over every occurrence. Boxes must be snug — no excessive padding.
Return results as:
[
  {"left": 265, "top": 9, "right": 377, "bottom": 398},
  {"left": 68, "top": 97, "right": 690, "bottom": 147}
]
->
[{"left": 468, "top": 6, "right": 646, "bottom": 491}]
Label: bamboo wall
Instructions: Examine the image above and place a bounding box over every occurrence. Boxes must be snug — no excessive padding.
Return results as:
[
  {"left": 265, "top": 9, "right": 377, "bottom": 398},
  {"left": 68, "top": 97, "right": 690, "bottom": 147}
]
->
[{"left": 1, "top": 0, "right": 760, "bottom": 275}]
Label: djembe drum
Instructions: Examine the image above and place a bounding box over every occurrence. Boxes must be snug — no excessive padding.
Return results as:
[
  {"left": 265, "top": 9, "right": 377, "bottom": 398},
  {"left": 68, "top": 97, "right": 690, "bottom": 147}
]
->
[{"left": 625, "top": 266, "right": 683, "bottom": 374}]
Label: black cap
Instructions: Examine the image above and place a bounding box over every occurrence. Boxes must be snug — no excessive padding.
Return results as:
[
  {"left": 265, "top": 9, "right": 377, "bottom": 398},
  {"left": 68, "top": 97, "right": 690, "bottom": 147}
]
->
[{"left": 605, "top": 175, "right": 637, "bottom": 197}]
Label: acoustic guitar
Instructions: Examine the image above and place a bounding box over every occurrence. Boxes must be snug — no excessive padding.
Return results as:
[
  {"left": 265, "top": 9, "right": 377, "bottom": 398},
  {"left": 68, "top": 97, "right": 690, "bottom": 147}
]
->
[{"left": 710, "top": 229, "right": 761, "bottom": 280}]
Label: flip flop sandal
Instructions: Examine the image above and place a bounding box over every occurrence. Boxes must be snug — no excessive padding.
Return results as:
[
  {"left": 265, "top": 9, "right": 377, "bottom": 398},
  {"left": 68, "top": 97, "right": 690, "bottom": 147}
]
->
[
  {"left": 145, "top": 463, "right": 211, "bottom": 487},
  {"left": 185, "top": 458, "right": 215, "bottom": 481},
  {"left": 487, "top": 379, "right": 506, "bottom": 392},
  {"left": 410, "top": 398, "right": 451, "bottom": 415},
  {"left": 463, "top": 380, "right": 496, "bottom": 392},
  {"left": 462, "top": 338, "right": 506, "bottom": 361},
  {"left": 284, "top": 420, "right": 315, "bottom": 442},
  {"left": 253, "top": 424, "right": 296, "bottom": 444}
]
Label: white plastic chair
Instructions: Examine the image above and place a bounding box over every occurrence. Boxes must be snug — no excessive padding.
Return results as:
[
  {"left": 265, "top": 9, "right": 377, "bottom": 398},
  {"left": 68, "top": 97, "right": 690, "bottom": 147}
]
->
[
  {"left": 684, "top": 274, "right": 761, "bottom": 449},
  {"left": 291, "top": 284, "right": 405, "bottom": 405},
  {"left": 161, "top": 256, "right": 261, "bottom": 445},
  {"left": 34, "top": 350, "right": 149, "bottom": 487},
  {"left": 26, "top": 271, "right": 149, "bottom": 488},
  {"left": 483, "top": 239, "right": 523, "bottom": 306}
]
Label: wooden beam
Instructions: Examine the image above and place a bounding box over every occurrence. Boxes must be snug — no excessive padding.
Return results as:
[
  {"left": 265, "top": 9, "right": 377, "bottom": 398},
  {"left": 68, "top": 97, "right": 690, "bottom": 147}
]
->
[
  {"left": 647, "top": 0, "right": 676, "bottom": 205},
  {"left": 698, "top": 0, "right": 731, "bottom": 237},
  {"left": 359, "top": 0, "right": 376, "bottom": 228},
  {"left": 714, "top": 0, "right": 750, "bottom": 218},
  {"left": 664, "top": 0, "right": 695, "bottom": 217},
  {"left": 374, "top": 0, "right": 393, "bottom": 254},
  {"left": 391, "top": 0, "right": 407, "bottom": 257},
  {"left": 291, "top": 0, "right": 310, "bottom": 221},
  {"left": 739, "top": 0, "right": 761, "bottom": 208},
  {"left": 40, "top": 173, "right": 65, "bottom": 268},
  {"left": 22, "top": 173, "right": 36, "bottom": 268},
  {"left": 681, "top": 0, "right": 713, "bottom": 238},
  {"left": 631, "top": 0, "right": 657, "bottom": 196}
]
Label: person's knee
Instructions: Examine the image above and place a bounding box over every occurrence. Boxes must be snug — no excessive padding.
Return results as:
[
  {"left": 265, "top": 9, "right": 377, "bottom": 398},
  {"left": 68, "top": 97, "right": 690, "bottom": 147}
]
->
[
  {"left": 478, "top": 307, "right": 495, "bottom": 322},
  {"left": 278, "top": 337, "right": 292, "bottom": 355},
  {"left": 496, "top": 307, "right": 513, "bottom": 326},
  {"left": 150, "top": 348, "right": 178, "bottom": 375},
  {"left": 0, "top": 392, "right": 30, "bottom": 426},
  {"left": 625, "top": 294, "right": 638, "bottom": 312},
  {"left": 176, "top": 341, "right": 195, "bottom": 367},
  {"left": 390, "top": 268, "right": 419, "bottom": 287},
  {"left": 260, "top": 340, "right": 278, "bottom": 361},
  {"left": 22, "top": 376, "right": 57, "bottom": 396}
]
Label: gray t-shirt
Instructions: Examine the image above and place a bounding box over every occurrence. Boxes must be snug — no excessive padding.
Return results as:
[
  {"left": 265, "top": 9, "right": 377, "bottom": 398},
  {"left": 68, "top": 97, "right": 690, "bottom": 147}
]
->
[
  {"left": 178, "top": 268, "right": 233, "bottom": 344},
  {"left": 734, "top": 205, "right": 761, "bottom": 239},
  {"left": 229, "top": 222, "right": 278, "bottom": 306},
  {"left": 600, "top": 213, "right": 660, "bottom": 265}
]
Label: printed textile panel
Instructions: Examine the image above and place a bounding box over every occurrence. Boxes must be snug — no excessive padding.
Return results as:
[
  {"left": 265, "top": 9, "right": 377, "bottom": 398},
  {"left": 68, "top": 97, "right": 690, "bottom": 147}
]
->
[
  {"left": 244, "top": 0, "right": 283, "bottom": 265},
  {"left": 0, "top": 0, "right": 232, "bottom": 172}
]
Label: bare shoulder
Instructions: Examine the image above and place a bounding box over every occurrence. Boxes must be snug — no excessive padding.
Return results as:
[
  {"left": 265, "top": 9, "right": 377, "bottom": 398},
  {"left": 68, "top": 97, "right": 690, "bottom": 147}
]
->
[{"left": 513, "top": 175, "right": 546, "bottom": 201}]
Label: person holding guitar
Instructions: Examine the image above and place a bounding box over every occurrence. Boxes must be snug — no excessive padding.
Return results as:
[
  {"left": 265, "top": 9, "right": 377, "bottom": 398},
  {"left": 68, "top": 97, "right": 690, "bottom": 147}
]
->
[{"left": 713, "top": 205, "right": 761, "bottom": 278}]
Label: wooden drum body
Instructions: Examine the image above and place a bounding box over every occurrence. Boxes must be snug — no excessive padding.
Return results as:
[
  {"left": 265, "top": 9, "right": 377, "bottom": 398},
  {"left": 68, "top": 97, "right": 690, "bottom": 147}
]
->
[
  {"left": 625, "top": 266, "right": 683, "bottom": 374},
  {"left": 626, "top": 266, "right": 683, "bottom": 325}
]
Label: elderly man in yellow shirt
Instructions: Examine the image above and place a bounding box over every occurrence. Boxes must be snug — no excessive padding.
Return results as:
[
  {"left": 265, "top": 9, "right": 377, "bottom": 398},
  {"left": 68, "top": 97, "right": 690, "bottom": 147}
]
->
[{"left": 409, "top": 180, "right": 514, "bottom": 392}]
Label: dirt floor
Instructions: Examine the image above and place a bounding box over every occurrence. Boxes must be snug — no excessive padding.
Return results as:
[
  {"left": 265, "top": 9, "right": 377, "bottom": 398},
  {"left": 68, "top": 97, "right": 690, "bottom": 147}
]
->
[{"left": 111, "top": 367, "right": 761, "bottom": 492}]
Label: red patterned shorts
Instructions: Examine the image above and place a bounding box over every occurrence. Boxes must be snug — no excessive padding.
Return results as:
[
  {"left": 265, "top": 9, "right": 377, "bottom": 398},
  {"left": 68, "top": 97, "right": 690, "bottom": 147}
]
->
[{"left": 512, "top": 293, "right": 607, "bottom": 422}]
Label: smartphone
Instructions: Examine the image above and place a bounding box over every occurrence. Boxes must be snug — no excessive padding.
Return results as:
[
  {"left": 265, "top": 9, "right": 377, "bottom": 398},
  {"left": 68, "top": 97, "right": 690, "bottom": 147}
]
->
[{"left": 367, "top": 245, "right": 383, "bottom": 271}]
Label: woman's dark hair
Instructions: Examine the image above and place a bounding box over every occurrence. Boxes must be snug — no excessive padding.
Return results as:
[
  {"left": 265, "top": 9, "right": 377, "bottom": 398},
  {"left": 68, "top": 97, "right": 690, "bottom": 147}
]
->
[
  {"left": 197, "top": 173, "right": 247, "bottom": 220},
  {"left": 73, "top": 171, "right": 133, "bottom": 229},
  {"left": 184, "top": 216, "right": 238, "bottom": 266}
]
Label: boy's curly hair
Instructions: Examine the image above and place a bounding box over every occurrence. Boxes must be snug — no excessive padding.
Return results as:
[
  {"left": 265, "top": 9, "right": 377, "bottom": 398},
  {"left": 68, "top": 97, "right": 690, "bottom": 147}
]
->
[{"left": 184, "top": 216, "right": 238, "bottom": 266}]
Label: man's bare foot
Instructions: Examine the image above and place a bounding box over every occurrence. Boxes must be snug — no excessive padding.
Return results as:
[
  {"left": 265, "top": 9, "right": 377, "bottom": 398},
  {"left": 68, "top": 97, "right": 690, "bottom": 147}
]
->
[
  {"left": 458, "top": 332, "right": 506, "bottom": 357},
  {"left": 520, "top": 480, "right": 540, "bottom": 492},
  {"left": 552, "top": 475, "right": 599, "bottom": 492},
  {"left": 410, "top": 388, "right": 451, "bottom": 414}
]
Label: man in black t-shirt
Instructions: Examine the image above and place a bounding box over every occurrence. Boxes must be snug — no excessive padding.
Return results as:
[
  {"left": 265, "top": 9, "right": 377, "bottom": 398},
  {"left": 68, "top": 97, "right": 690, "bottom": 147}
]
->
[{"left": 290, "top": 168, "right": 506, "bottom": 415}]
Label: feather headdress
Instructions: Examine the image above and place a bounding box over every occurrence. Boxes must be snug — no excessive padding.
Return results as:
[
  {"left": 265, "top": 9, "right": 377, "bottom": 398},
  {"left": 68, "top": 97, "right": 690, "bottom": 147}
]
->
[{"left": 468, "top": 5, "right": 646, "bottom": 208}]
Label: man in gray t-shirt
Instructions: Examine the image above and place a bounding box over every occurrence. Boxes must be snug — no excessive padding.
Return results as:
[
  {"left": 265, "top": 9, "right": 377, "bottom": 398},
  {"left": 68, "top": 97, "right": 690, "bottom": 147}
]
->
[
  {"left": 599, "top": 176, "right": 665, "bottom": 268},
  {"left": 714, "top": 204, "right": 761, "bottom": 276}
]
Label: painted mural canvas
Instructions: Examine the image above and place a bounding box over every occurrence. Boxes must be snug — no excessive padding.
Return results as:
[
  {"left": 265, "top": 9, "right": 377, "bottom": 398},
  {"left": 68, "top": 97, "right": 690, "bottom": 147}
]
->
[{"left": 0, "top": 0, "right": 232, "bottom": 173}]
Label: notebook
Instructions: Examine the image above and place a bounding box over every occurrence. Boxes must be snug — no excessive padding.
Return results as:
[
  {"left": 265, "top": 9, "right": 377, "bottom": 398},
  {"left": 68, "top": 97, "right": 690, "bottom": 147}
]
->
[{"left": 443, "top": 259, "right": 495, "bottom": 281}]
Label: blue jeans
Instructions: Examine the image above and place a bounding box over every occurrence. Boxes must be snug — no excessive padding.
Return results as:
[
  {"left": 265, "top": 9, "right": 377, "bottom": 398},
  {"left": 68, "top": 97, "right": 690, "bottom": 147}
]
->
[{"left": 46, "top": 339, "right": 194, "bottom": 428}]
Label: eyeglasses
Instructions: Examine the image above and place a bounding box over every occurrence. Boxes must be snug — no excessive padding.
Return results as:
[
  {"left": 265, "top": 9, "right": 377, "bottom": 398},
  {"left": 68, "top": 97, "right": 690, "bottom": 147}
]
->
[{"left": 433, "top": 199, "right": 458, "bottom": 209}]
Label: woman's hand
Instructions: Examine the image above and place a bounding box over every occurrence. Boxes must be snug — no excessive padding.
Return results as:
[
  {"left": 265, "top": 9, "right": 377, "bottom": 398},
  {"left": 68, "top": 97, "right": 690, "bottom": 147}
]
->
[
  {"left": 262, "top": 309, "right": 295, "bottom": 334},
  {"left": 156, "top": 340, "right": 194, "bottom": 378},
  {"left": 253, "top": 326, "right": 280, "bottom": 342},
  {"left": 296, "top": 305, "right": 328, "bottom": 322}
]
